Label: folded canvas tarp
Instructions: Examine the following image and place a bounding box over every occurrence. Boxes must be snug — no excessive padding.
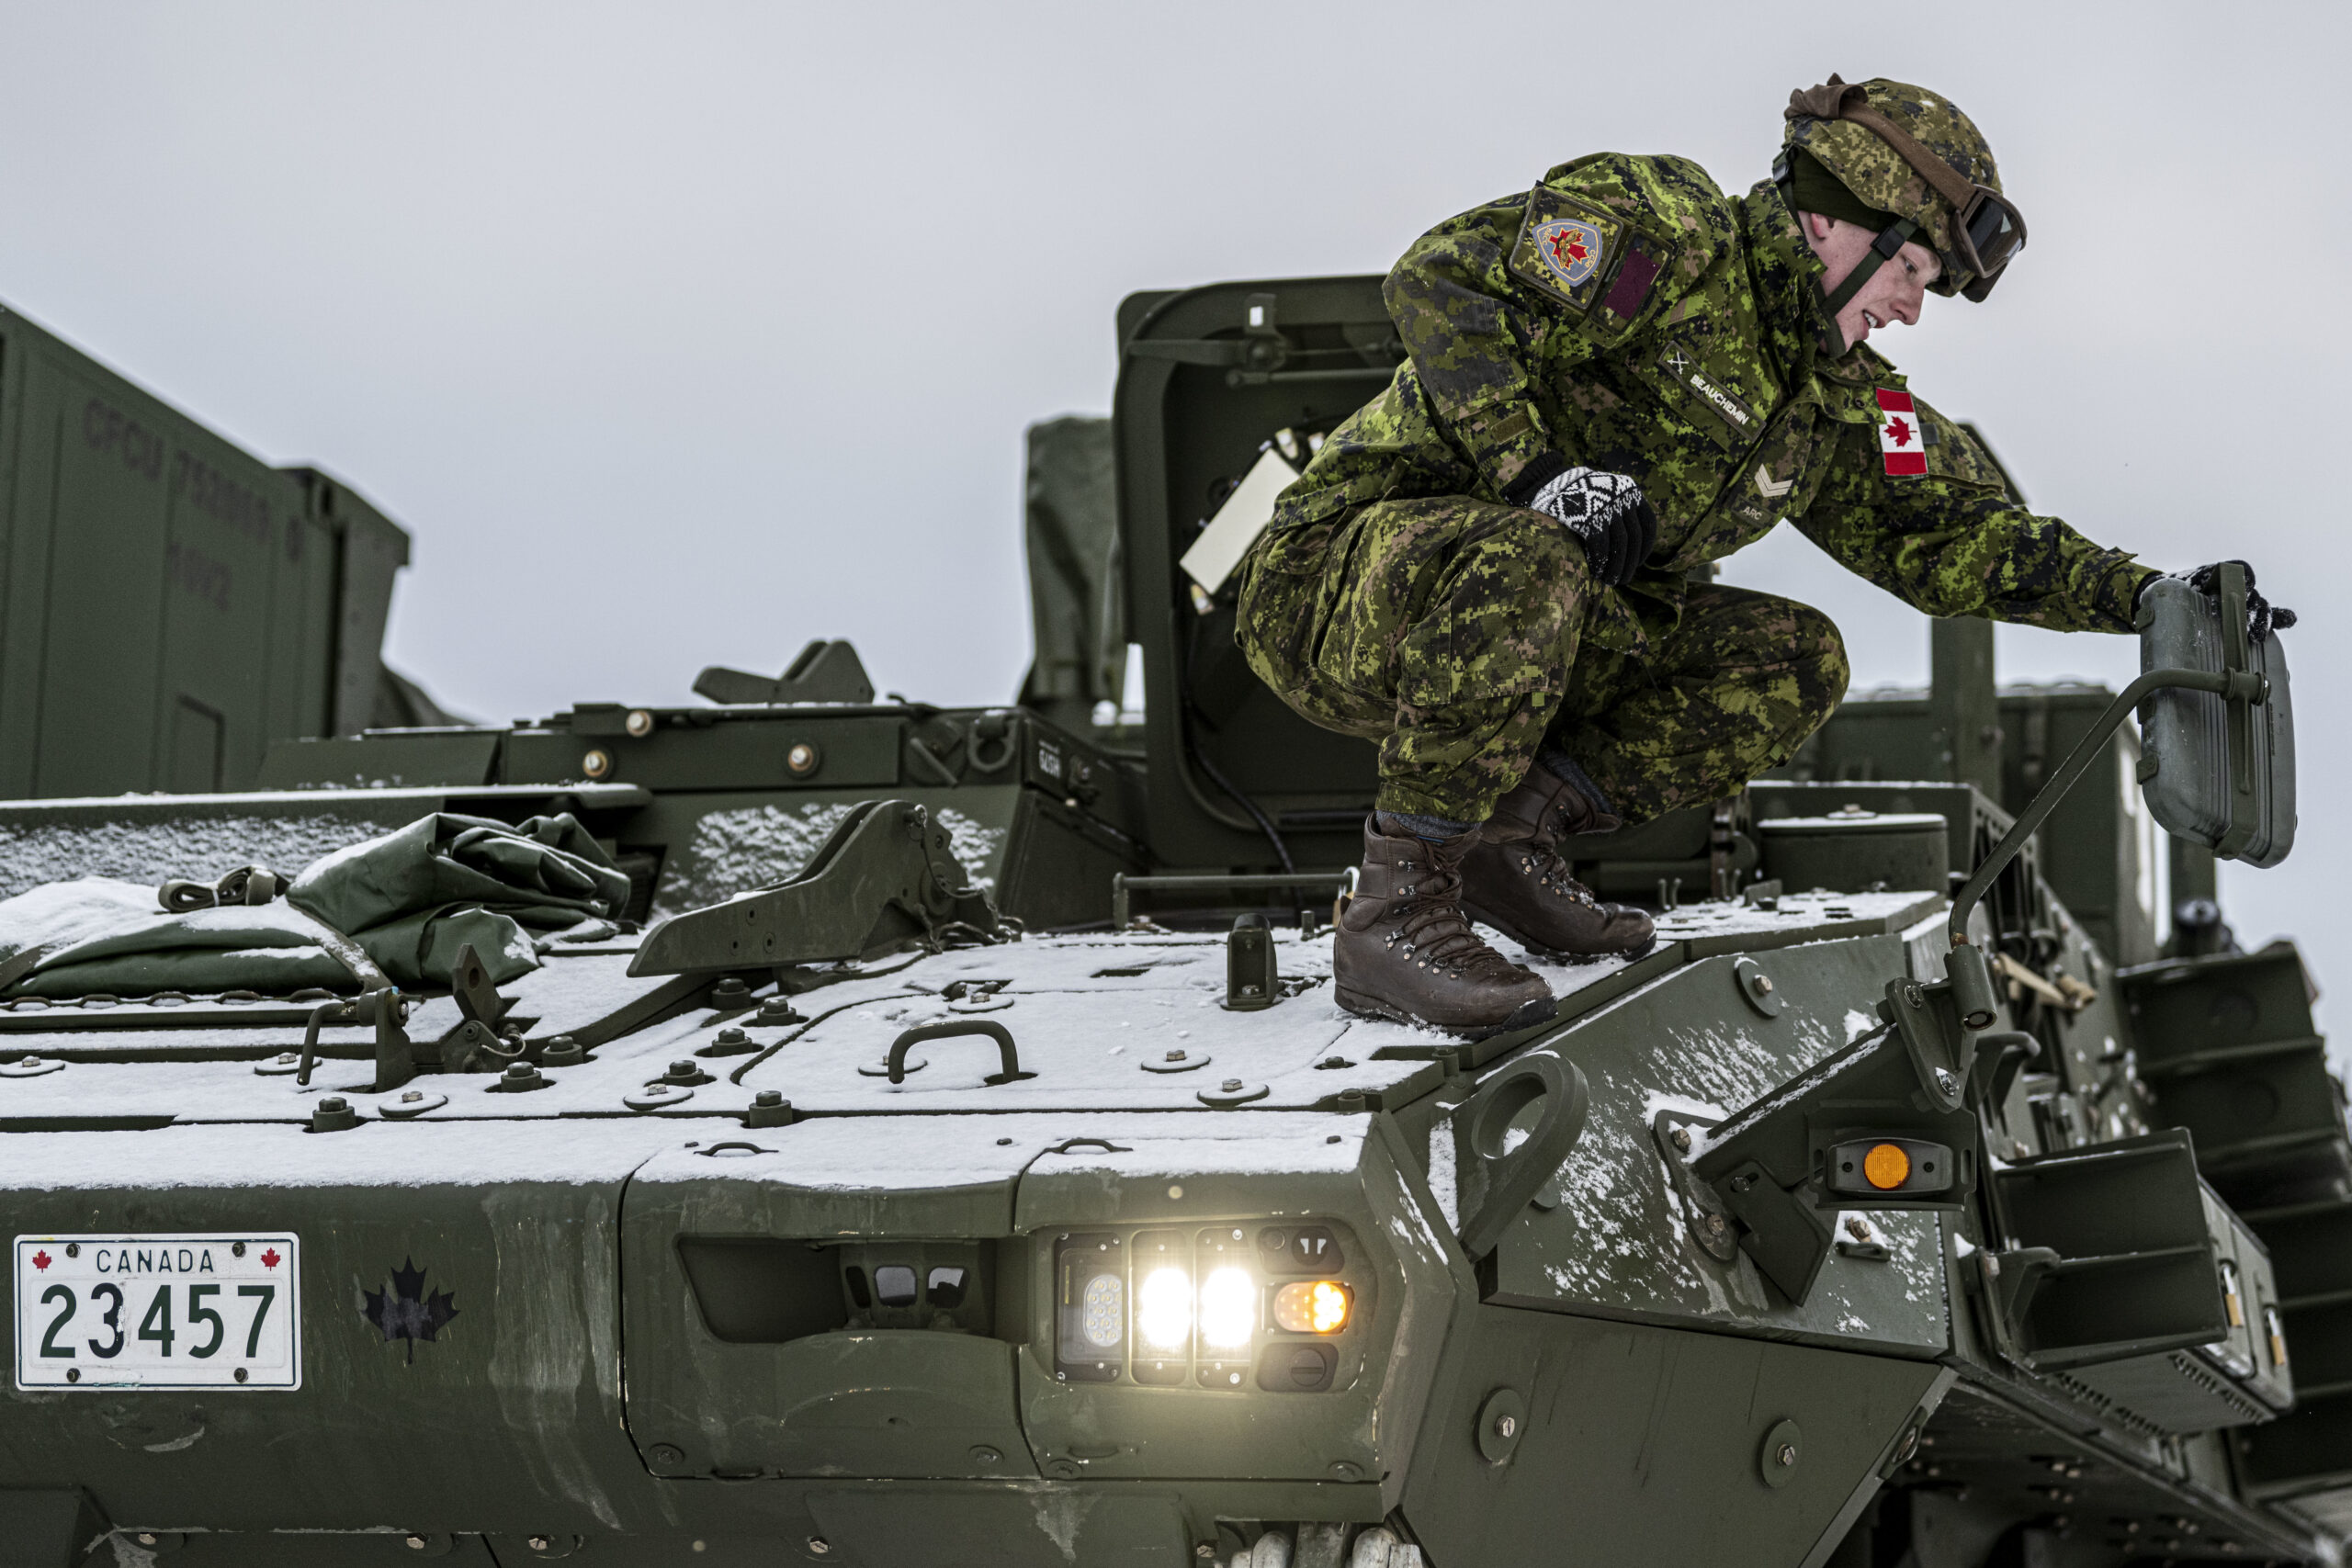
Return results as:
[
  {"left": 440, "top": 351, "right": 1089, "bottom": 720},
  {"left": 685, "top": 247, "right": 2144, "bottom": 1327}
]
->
[{"left": 0, "top": 812, "right": 632, "bottom": 998}]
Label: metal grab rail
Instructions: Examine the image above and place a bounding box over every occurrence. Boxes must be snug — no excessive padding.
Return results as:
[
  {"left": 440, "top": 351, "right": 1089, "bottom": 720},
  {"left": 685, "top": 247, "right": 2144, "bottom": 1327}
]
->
[
  {"left": 1946, "top": 664, "right": 2262, "bottom": 953},
  {"left": 292, "top": 997, "right": 357, "bottom": 1088},
  {"left": 294, "top": 986, "right": 415, "bottom": 1095},
  {"left": 886, "top": 1019, "right": 1033, "bottom": 1086}
]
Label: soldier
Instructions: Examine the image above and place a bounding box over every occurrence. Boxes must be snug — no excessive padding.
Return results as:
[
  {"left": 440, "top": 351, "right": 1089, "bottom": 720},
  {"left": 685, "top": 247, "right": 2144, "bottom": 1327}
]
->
[{"left": 1236, "top": 75, "right": 2291, "bottom": 1035}]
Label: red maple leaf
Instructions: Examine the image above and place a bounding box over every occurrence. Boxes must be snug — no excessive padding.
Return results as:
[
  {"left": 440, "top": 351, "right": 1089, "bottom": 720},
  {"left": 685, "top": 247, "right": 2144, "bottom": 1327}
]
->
[
  {"left": 30, "top": 1250, "right": 50, "bottom": 1271},
  {"left": 1884, "top": 416, "right": 1915, "bottom": 448},
  {"left": 260, "top": 1247, "right": 281, "bottom": 1269},
  {"left": 1553, "top": 234, "right": 1589, "bottom": 264}
]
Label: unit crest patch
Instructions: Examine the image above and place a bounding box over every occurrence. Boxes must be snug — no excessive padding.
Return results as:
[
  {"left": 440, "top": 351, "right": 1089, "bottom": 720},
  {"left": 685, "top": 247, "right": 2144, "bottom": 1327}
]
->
[
  {"left": 1536, "top": 218, "right": 1605, "bottom": 289},
  {"left": 1510, "top": 188, "right": 1639, "bottom": 317}
]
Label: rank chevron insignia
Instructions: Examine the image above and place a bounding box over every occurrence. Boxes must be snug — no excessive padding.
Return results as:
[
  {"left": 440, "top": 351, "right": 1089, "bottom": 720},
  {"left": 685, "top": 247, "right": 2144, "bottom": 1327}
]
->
[{"left": 1755, "top": 466, "right": 1794, "bottom": 500}]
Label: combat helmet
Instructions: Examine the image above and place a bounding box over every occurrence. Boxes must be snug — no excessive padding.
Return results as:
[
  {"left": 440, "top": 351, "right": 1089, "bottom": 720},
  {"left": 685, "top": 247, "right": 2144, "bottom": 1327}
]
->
[{"left": 1780, "top": 75, "right": 2027, "bottom": 303}]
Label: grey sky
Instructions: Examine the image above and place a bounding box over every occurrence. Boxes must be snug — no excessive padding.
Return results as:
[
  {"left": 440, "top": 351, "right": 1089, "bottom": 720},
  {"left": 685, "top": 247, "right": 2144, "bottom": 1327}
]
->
[{"left": 0, "top": 3, "right": 2343, "bottom": 1015}]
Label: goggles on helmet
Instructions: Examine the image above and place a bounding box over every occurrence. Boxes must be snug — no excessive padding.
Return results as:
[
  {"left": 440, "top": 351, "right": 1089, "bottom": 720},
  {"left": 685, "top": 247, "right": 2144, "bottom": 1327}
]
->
[
  {"left": 1788, "top": 84, "right": 2028, "bottom": 300},
  {"left": 1949, "top": 181, "right": 2027, "bottom": 295}
]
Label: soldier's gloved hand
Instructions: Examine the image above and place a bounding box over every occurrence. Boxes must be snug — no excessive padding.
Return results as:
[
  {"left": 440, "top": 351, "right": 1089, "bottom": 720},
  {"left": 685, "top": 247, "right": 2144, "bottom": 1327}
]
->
[
  {"left": 1517, "top": 465, "right": 1658, "bottom": 587},
  {"left": 2184, "top": 560, "right": 2297, "bottom": 642}
]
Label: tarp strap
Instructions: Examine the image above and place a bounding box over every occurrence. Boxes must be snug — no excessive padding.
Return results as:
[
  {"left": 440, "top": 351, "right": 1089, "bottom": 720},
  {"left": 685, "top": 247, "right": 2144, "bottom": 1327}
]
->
[
  {"left": 0, "top": 944, "right": 53, "bottom": 994},
  {"left": 305, "top": 914, "right": 392, "bottom": 993}
]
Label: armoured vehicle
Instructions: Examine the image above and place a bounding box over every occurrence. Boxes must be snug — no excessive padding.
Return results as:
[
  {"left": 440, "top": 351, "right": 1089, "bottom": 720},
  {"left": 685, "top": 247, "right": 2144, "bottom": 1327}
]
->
[{"left": 0, "top": 276, "right": 2339, "bottom": 1568}]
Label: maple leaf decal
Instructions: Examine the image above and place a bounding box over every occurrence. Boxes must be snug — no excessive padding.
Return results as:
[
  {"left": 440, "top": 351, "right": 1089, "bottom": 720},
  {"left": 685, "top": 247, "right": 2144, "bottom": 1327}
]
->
[
  {"left": 362, "top": 1258, "right": 459, "bottom": 1365},
  {"left": 1885, "top": 416, "right": 1915, "bottom": 448}
]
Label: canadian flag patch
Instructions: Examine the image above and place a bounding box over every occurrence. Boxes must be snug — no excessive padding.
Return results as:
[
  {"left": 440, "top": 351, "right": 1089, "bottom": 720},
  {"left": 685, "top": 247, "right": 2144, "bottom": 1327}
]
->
[{"left": 1876, "top": 389, "right": 1927, "bottom": 477}]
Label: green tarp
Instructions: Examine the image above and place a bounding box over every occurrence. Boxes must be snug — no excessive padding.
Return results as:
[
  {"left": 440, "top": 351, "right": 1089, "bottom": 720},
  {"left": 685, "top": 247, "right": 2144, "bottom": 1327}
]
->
[{"left": 0, "top": 812, "right": 631, "bottom": 998}]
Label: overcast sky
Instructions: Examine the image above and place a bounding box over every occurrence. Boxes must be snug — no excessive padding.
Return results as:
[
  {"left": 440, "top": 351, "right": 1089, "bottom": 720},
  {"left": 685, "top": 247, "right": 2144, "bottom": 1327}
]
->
[{"left": 1, "top": 2, "right": 2344, "bottom": 1020}]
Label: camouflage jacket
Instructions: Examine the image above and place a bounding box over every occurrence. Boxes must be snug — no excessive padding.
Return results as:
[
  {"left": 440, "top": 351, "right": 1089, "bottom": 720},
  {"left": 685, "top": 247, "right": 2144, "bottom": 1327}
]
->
[{"left": 1261, "top": 154, "right": 2154, "bottom": 654}]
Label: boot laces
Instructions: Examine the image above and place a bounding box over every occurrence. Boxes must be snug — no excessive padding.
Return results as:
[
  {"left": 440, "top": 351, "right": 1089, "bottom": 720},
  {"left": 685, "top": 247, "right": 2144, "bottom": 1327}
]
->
[
  {"left": 1393, "top": 863, "right": 1525, "bottom": 980},
  {"left": 1515, "top": 832, "right": 1601, "bottom": 908}
]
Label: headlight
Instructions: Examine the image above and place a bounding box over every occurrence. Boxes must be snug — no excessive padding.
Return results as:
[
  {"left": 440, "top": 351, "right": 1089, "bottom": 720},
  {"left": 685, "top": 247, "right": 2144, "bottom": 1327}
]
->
[
  {"left": 1129, "top": 1229, "right": 1194, "bottom": 1386},
  {"left": 1053, "top": 1223, "right": 1363, "bottom": 1393},
  {"left": 1080, "top": 1273, "right": 1125, "bottom": 1348},
  {"left": 1199, "top": 1266, "right": 1255, "bottom": 1349},
  {"left": 1054, "top": 1233, "right": 1126, "bottom": 1380},
  {"left": 1136, "top": 1266, "right": 1193, "bottom": 1350}
]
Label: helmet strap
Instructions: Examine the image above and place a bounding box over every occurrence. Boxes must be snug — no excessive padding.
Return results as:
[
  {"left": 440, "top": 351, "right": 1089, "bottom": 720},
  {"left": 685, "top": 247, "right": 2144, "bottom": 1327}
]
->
[{"left": 1819, "top": 217, "right": 1918, "bottom": 344}]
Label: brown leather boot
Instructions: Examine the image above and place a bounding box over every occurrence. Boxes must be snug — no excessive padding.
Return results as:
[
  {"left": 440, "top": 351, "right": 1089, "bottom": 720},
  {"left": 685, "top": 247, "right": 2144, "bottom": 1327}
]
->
[
  {"left": 1334, "top": 818, "right": 1556, "bottom": 1036},
  {"left": 1460, "top": 765, "right": 1657, "bottom": 963}
]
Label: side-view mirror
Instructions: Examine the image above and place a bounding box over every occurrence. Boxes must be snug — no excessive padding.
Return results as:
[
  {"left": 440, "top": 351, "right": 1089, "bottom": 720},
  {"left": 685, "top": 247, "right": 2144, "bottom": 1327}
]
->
[
  {"left": 1944, "top": 563, "right": 2292, "bottom": 959},
  {"left": 2137, "top": 570, "right": 2296, "bottom": 867}
]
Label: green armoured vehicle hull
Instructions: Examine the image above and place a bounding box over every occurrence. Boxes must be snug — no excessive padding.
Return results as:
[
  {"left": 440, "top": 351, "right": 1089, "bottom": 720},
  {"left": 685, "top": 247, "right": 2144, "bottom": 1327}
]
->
[{"left": 0, "top": 276, "right": 2337, "bottom": 1568}]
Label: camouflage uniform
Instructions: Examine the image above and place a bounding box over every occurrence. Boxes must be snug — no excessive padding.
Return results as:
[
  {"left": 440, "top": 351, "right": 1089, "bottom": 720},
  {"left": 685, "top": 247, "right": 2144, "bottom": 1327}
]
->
[{"left": 1236, "top": 154, "right": 2153, "bottom": 825}]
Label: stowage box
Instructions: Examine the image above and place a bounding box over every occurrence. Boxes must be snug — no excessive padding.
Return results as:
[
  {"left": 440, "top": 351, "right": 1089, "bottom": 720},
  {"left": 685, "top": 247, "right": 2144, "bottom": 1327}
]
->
[{"left": 0, "top": 304, "right": 408, "bottom": 798}]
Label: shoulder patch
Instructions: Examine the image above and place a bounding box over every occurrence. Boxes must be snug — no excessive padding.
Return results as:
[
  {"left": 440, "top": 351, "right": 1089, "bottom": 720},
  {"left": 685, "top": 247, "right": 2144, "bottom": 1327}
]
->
[
  {"left": 1875, "top": 389, "right": 1926, "bottom": 476},
  {"left": 1602, "top": 246, "right": 1661, "bottom": 321},
  {"left": 1509, "top": 186, "right": 1673, "bottom": 333},
  {"left": 1510, "top": 187, "right": 1624, "bottom": 313},
  {"left": 1865, "top": 388, "right": 2009, "bottom": 491},
  {"left": 1505, "top": 187, "right": 1674, "bottom": 333},
  {"left": 1509, "top": 155, "right": 1727, "bottom": 334}
]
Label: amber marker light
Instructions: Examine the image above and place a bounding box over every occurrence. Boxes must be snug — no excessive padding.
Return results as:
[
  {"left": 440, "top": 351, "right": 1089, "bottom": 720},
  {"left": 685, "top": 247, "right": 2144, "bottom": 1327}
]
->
[
  {"left": 1863, "top": 1143, "right": 1912, "bottom": 1190},
  {"left": 1272, "top": 1280, "right": 1351, "bottom": 1335}
]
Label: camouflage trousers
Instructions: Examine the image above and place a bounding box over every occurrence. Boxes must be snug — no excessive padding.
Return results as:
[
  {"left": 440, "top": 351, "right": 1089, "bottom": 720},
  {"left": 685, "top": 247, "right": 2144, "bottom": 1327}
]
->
[{"left": 1235, "top": 495, "right": 1850, "bottom": 824}]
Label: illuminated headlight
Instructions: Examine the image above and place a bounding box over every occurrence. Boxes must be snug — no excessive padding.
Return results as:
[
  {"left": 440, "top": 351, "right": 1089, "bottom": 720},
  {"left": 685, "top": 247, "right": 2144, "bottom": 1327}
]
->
[
  {"left": 1199, "top": 1266, "right": 1255, "bottom": 1348},
  {"left": 1128, "top": 1230, "right": 1194, "bottom": 1384},
  {"left": 1192, "top": 1228, "right": 1256, "bottom": 1386},
  {"left": 1136, "top": 1266, "right": 1193, "bottom": 1351}
]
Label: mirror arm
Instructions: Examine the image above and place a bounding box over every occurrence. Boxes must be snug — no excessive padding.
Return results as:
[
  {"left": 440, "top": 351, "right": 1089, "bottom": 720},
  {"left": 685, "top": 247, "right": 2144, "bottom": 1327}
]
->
[{"left": 1946, "top": 665, "right": 2262, "bottom": 953}]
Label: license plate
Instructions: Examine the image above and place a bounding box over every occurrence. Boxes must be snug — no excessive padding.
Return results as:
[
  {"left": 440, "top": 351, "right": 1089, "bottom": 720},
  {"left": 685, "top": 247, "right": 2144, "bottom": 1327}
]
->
[{"left": 16, "top": 1234, "right": 300, "bottom": 1390}]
